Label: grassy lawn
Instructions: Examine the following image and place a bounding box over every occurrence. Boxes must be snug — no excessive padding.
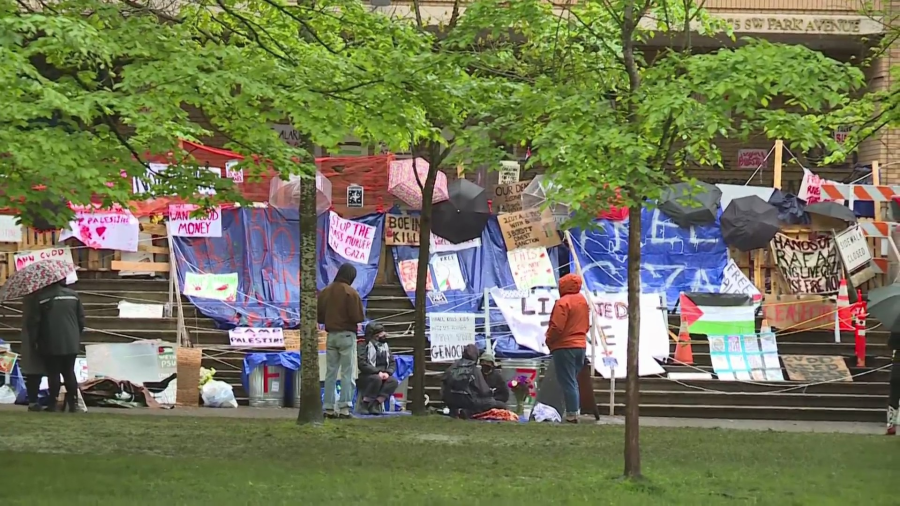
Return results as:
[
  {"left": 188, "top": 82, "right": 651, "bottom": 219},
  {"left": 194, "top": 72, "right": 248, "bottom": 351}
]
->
[{"left": 0, "top": 411, "right": 896, "bottom": 505}]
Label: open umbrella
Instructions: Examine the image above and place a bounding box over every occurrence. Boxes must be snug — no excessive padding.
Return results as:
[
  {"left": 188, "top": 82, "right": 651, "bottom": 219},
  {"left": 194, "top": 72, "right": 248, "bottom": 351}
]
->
[
  {"left": 658, "top": 182, "right": 722, "bottom": 228},
  {"left": 267, "top": 171, "right": 332, "bottom": 214},
  {"left": 431, "top": 179, "right": 489, "bottom": 244},
  {"left": 521, "top": 175, "right": 569, "bottom": 223},
  {"left": 0, "top": 259, "right": 74, "bottom": 301},
  {"left": 805, "top": 201, "right": 857, "bottom": 224},
  {"left": 720, "top": 196, "right": 781, "bottom": 251},
  {"left": 387, "top": 158, "right": 449, "bottom": 209},
  {"left": 865, "top": 284, "right": 900, "bottom": 331}
]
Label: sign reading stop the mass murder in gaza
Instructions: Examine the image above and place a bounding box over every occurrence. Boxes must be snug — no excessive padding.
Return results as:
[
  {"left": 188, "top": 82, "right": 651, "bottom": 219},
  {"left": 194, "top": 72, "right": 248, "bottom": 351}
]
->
[
  {"left": 498, "top": 208, "right": 561, "bottom": 251},
  {"left": 771, "top": 233, "right": 840, "bottom": 294}
]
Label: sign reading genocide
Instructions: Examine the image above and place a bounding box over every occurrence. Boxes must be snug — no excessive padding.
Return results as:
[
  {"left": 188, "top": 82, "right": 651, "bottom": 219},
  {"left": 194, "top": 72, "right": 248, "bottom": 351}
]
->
[
  {"left": 492, "top": 179, "right": 532, "bottom": 213},
  {"left": 781, "top": 355, "right": 852, "bottom": 383},
  {"left": 429, "top": 313, "right": 476, "bottom": 362},
  {"left": 498, "top": 208, "right": 561, "bottom": 251},
  {"left": 771, "top": 233, "right": 840, "bottom": 294}
]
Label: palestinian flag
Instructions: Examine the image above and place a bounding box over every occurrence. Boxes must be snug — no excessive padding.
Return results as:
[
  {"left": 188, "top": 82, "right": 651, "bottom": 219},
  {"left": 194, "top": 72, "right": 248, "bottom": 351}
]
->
[{"left": 680, "top": 293, "right": 756, "bottom": 336}]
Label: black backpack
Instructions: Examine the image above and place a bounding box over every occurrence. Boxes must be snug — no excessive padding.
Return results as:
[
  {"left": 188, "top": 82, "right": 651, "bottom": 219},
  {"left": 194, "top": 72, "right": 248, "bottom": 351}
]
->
[{"left": 446, "top": 361, "right": 477, "bottom": 395}]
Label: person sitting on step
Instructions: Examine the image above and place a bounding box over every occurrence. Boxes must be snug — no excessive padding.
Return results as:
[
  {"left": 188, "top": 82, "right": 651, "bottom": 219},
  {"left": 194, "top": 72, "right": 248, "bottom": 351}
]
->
[
  {"left": 479, "top": 352, "right": 509, "bottom": 406},
  {"left": 356, "top": 322, "right": 398, "bottom": 415}
]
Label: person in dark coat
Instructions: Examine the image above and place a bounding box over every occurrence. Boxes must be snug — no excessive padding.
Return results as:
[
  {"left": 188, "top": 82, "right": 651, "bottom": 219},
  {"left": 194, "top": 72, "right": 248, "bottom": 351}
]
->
[
  {"left": 317, "top": 263, "right": 365, "bottom": 418},
  {"left": 356, "top": 322, "right": 398, "bottom": 415},
  {"left": 19, "top": 293, "right": 46, "bottom": 411},
  {"left": 441, "top": 344, "right": 504, "bottom": 418},
  {"left": 887, "top": 332, "right": 900, "bottom": 435},
  {"left": 479, "top": 352, "right": 509, "bottom": 405},
  {"left": 24, "top": 280, "right": 84, "bottom": 413}
]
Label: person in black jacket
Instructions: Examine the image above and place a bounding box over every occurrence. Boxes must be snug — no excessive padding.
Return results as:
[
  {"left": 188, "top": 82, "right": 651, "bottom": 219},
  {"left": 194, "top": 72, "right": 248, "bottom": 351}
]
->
[
  {"left": 356, "top": 322, "right": 397, "bottom": 415},
  {"left": 887, "top": 332, "right": 900, "bottom": 435},
  {"left": 24, "top": 280, "right": 85, "bottom": 413},
  {"left": 441, "top": 344, "right": 505, "bottom": 418},
  {"left": 479, "top": 352, "right": 509, "bottom": 405}
]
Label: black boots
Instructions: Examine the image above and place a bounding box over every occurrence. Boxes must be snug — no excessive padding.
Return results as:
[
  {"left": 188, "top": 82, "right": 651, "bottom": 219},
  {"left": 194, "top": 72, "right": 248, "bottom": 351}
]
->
[{"left": 66, "top": 393, "right": 77, "bottom": 413}]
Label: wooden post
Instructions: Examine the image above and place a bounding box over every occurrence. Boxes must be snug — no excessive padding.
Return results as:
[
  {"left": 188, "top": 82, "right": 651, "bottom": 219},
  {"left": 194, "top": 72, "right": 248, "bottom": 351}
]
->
[
  {"left": 773, "top": 140, "right": 783, "bottom": 190},
  {"left": 872, "top": 160, "right": 881, "bottom": 220}
]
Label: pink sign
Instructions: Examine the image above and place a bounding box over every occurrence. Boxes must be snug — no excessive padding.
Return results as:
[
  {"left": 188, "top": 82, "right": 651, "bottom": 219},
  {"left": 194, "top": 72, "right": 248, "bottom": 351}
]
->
[
  {"left": 225, "top": 160, "right": 244, "bottom": 184},
  {"left": 14, "top": 247, "right": 77, "bottom": 284},
  {"left": 798, "top": 169, "right": 824, "bottom": 204},
  {"left": 167, "top": 204, "right": 222, "bottom": 238},
  {"left": 737, "top": 149, "right": 768, "bottom": 170},
  {"left": 62, "top": 204, "right": 139, "bottom": 252},
  {"left": 327, "top": 212, "right": 375, "bottom": 263}
]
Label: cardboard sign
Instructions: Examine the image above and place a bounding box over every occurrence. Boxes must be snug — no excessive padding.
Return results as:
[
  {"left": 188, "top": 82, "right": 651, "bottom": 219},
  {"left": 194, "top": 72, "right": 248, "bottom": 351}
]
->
[
  {"left": 498, "top": 208, "right": 561, "bottom": 251},
  {"left": 762, "top": 295, "right": 834, "bottom": 331},
  {"left": 737, "top": 149, "right": 768, "bottom": 170},
  {"left": 428, "top": 313, "right": 476, "bottom": 362},
  {"left": 229, "top": 327, "right": 285, "bottom": 347},
  {"left": 771, "top": 233, "right": 840, "bottom": 294},
  {"left": 0, "top": 215, "right": 22, "bottom": 243},
  {"left": 782, "top": 355, "right": 852, "bottom": 383},
  {"left": 384, "top": 214, "right": 481, "bottom": 251},
  {"left": 835, "top": 225, "right": 871, "bottom": 272},
  {"left": 14, "top": 247, "right": 77, "bottom": 284},
  {"left": 0, "top": 351, "right": 17, "bottom": 374},
  {"left": 183, "top": 272, "right": 238, "bottom": 301},
  {"left": 328, "top": 211, "right": 375, "bottom": 263},
  {"left": 493, "top": 179, "right": 531, "bottom": 213},
  {"left": 507, "top": 247, "right": 557, "bottom": 290},
  {"left": 167, "top": 204, "right": 222, "bottom": 238}
]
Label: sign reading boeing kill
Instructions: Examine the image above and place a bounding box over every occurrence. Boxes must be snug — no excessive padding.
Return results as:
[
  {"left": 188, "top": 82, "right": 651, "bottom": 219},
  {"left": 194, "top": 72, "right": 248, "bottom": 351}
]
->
[{"left": 771, "top": 233, "right": 840, "bottom": 294}]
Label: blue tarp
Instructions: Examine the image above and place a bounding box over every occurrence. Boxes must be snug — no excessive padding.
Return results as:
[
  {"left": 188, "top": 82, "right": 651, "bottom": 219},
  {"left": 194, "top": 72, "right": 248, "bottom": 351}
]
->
[
  {"left": 172, "top": 208, "right": 383, "bottom": 328},
  {"left": 569, "top": 208, "right": 728, "bottom": 309},
  {"left": 241, "top": 351, "right": 414, "bottom": 394}
]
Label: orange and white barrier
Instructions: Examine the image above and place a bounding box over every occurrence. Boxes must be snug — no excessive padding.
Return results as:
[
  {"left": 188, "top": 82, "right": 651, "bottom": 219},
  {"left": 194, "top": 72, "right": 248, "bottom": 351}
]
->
[{"left": 821, "top": 184, "right": 900, "bottom": 202}]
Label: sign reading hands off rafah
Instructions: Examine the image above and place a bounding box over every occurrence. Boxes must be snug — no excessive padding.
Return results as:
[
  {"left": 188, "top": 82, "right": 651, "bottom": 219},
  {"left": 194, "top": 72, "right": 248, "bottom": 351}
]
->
[{"left": 771, "top": 233, "right": 840, "bottom": 294}]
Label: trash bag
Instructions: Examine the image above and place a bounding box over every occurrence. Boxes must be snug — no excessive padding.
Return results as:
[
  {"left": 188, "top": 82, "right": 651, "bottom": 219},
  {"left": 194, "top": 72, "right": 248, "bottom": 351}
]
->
[
  {"left": 0, "top": 385, "right": 17, "bottom": 404},
  {"left": 201, "top": 380, "right": 238, "bottom": 408}
]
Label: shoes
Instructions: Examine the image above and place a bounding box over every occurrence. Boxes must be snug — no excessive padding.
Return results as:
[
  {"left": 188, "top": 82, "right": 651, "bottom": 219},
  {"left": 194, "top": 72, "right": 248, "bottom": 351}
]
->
[
  {"left": 46, "top": 401, "right": 58, "bottom": 413},
  {"left": 370, "top": 403, "right": 384, "bottom": 416},
  {"left": 27, "top": 403, "right": 44, "bottom": 412},
  {"left": 358, "top": 402, "right": 373, "bottom": 416},
  {"left": 338, "top": 407, "right": 352, "bottom": 419},
  {"left": 324, "top": 410, "right": 338, "bottom": 419}
]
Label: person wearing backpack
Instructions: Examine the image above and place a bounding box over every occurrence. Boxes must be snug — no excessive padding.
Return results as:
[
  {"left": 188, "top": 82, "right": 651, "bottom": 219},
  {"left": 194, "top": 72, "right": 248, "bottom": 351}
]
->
[{"left": 441, "top": 344, "right": 501, "bottom": 418}]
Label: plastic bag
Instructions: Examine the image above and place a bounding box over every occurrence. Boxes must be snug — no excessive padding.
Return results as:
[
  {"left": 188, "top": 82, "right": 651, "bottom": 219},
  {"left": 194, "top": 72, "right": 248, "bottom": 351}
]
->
[
  {"left": 201, "top": 380, "right": 238, "bottom": 408},
  {"left": 0, "top": 385, "right": 16, "bottom": 404}
]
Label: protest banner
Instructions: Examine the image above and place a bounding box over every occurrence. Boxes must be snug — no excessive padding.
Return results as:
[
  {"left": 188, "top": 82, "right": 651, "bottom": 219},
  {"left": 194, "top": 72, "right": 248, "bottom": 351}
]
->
[
  {"left": 507, "top": 247, "right": 557, "bottom": 290},
  {"left": 430, "top": 253, "right": 466, "bottom": 291},
  {"left": 384, "top": 214, "right": 480, "bottom": 251},
  {"left": 0, "top": 215, "right": 22, "bottom": 243},
  {"left": 229, "top": 327, "right": 285, "bottom": 348},
  {"left": 14, "top": 247, "right": 77, "bottom": 284},
  {"left": 708, "top": 333, "right": 784, "bottom": 382},
  {"left": 771, "top": 233, "right": 840, "bottom": 294},
  {"left": 429, "top": 313, "right": 476, "bottom": 362},
  {"left": 328, "top": 211, "right": 375, "bottom": 263},
  {"left": 737, "top": 149, "right": 768, "bottom": 169},
  {"left": 492, "top": 179, "right": 531, "bottom": 213},
  {"left": 61, "top": 205, "right": 140, "bottom": 252},
  {"left": 167, "top": 204, "right": 222, "bottom": 238},
  {"left": 183, "top": 272, "right": 238, "bottom": 301},
  {"left": 719, "top": 259, "right": 761, "bottom": 301},
  {"left": 762, "top": 295, "right": 834, "bottom": 331},
  {"left": 498, "top": 208, "right": 561, "bottom": 251},
  {"left": 782, "top": 355, "right": 852, "bottom": 383}
]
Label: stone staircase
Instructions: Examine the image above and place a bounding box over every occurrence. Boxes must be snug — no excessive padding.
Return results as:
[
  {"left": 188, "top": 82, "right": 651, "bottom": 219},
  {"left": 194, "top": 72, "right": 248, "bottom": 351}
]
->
[{"left": 0, "top": 278, "right": 891, "bottom": 421}]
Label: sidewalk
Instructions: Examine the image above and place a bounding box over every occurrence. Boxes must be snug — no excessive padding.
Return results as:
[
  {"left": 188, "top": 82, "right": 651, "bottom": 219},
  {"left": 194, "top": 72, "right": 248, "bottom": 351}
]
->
[{"left": 0, "top": 404, "right": 884, "bottom": 434}]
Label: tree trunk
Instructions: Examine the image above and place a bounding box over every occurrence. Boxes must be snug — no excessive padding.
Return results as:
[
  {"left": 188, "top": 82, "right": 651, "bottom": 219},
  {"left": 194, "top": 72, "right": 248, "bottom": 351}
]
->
[
  {"left": 623, "top": 203, "right": 642, "bottom": 478},
  {"left": 296, "top": 150, "right": 324, "bottom": 425},
  {"left": 409, "top": 152, "right": 439, "bottom": 415}
]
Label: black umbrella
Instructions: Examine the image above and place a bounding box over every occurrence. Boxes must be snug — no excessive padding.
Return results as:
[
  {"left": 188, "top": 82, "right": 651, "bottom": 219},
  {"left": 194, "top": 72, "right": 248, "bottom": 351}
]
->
[
  {"left": 720, "top": 196, "right": 781, "bottom": 251},
  {"left": 805, "top": 201, "right": 857, "bottom": 224},
  {"left": 865, "top": 284, "right": 900, "bottom": 331},
  {"left": 431, "top": 179, "right": 490, "bottom": 244},
  {"left": 658, "top": 182, "right": 722, "bottom": 228}
]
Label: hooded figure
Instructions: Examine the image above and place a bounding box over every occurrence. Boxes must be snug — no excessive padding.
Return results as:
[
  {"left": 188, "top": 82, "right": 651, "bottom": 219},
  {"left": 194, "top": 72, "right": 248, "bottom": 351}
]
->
[
  {"left": 356, "top": 322, "right": 398, "bottom": 415},
  {"left": 545, "top": 273, "right": 589, "bottom": 423},
  {"left": 441, "top": 344, "right": 503, "bottom": 418},
  {"left": 318, "top": 263, "right": 366, "bottom": 418},
  {"left": 479, "top": 351, "right": 509, "bottom": 404}
]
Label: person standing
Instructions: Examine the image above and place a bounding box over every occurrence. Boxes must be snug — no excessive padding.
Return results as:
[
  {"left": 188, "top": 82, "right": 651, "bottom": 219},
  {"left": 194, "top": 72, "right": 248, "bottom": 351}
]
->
[
  {"left": 356, "top": 322, "right": 398, "bottom": 415},
  {"left": 20, "top": 292, "right": 46, "bottom": 411},
  {"left": 887, "top": 332, "right": 899, "bottom": 435},
  {"left": 317, "top": 263, "right": 365, "bottom": 419},
  {"left": 545, "top": 273, "right": 590, "bottom": 424},
  {"left": 24, "top": 280, "right": 85, "bottom": 413}
]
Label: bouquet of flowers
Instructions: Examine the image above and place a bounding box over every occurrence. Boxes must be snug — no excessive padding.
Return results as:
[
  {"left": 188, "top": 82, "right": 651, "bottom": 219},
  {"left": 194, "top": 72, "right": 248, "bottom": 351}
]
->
[{"left": 508, "top": 375, "right": 534, "bottom": 416}]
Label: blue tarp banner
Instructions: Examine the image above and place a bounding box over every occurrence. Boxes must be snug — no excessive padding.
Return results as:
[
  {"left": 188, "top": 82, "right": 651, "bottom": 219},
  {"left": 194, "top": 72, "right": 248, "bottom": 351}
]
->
[
  {"left": 241, "top": 352, "right": 414, "bottom": 394},
  {"left": 173, "top": 208, "right": 383, "bottom": 328},
  {"left": 570, "top": 208, "right": 728, "bottom": 309}
]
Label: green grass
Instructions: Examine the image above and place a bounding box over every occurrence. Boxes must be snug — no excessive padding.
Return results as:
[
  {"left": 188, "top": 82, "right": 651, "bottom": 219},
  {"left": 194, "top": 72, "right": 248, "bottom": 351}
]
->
[{"left": 0, "top": 411, "right": 896, "bottom": 505}]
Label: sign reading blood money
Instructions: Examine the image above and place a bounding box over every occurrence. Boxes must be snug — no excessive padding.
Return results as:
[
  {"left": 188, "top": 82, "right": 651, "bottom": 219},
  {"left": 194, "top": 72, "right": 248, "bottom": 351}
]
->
[{"left": 167, "top": 204, "right": 222, "bottom": 238}]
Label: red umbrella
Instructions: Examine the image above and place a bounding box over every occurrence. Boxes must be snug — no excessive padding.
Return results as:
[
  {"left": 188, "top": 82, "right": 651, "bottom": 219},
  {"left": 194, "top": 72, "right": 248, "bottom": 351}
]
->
[{"left": 0, "top": 259, "right": 74, "bottom": 301}]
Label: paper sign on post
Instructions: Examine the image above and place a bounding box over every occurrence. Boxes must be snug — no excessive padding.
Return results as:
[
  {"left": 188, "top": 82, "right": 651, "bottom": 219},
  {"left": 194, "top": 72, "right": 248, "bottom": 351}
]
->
[
  {"left": 167, "top": 204, "right": 222, "bottom": 238},
  {"left": 498, "top": 208, "right": 561, "bottom": 251},
  {"left": 225, "top": 160, "right": 244, "bottom": 183},
  {"left": 771, "top": 233, "right": 840, "bottom": 294},
  {"left": 429, "top": 313, "right": 476, "bottom": 362},
  {"left": 183, "top": 272, "right": 238, "bottom": 301},
  {"left": 328, "top": 211, "right": 375, "bottom": 263},
  {"left": 507, "top": 247, "right": 557, "bottom": 290},
  {"left": 14, "top": 247, "right": 77, "bottom": 284},
  {"left": 229, "top": 327, "right": 285, "bottom": 347},
  {"left": 498, "top": 161, "right": 520, "bottom": 185}
]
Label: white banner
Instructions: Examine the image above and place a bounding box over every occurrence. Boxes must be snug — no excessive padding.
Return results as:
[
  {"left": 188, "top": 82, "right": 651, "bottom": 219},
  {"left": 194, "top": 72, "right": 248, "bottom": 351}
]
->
[
  {"left": 586, "top": 293, "right": 667, "bottom": 379},
  {"left": 167, "top": 204, "right": 222, "bottom": 238},
  {"left": 61, "top": 205, "right": 140, "bottom": 252},
  {"left": 490, "top": 287, "right": 557, "bottom": 354},
  {"left": 429, "top": 313, "right": 476, "bottom": 362}
]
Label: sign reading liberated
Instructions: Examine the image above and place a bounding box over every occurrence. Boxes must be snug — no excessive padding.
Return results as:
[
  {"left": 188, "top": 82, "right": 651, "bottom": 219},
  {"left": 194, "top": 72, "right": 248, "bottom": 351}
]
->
[
  {"left": 62, "top": 205, "right": 140, "bottom": 252},
  {"left": 328, "top": 211, "right": 375, "bottom": 263},
  {"left": 429, "top": 313, "right": 476, "bottom": 362},
  {"left": 183, "top": 272, "right": 238, "bottom": 301},
  {"left": 167, "top": 204, "right": 222, "bottom": 238},
  {"left": 498, "top": 208, "right": 561, "bottom": 251},
  {"left": 229, "top": 327, "right": 285, "bottom": 347},
  {"left": 14, "top": 247, "right": 77, "bottom": 284},
  {"left": 835, "top": 225, "right": 871, "bottom": 272},
  {"left": 771, "top": 233, "right": 840, "bottom": 294},
  {"left": 507, "top": 247, "right": 557, "bottom": 290},
  {"left": 737, "top": 149, "right": 768, "bottom": 170},
  {"left": 782, "top": 355, "right": 852, "bottom": 383}
]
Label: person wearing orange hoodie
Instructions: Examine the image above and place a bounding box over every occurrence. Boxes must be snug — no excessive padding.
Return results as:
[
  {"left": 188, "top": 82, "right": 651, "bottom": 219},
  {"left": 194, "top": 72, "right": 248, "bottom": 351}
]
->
[{"left": 545, "top": 273, "right": 590, "bottom": 423}]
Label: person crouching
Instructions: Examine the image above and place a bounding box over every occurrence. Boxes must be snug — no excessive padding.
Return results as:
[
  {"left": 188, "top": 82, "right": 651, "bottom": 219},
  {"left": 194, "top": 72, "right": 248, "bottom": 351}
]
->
[{"left": 356, "top": 322, "right": 398, "bottom": 415}]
